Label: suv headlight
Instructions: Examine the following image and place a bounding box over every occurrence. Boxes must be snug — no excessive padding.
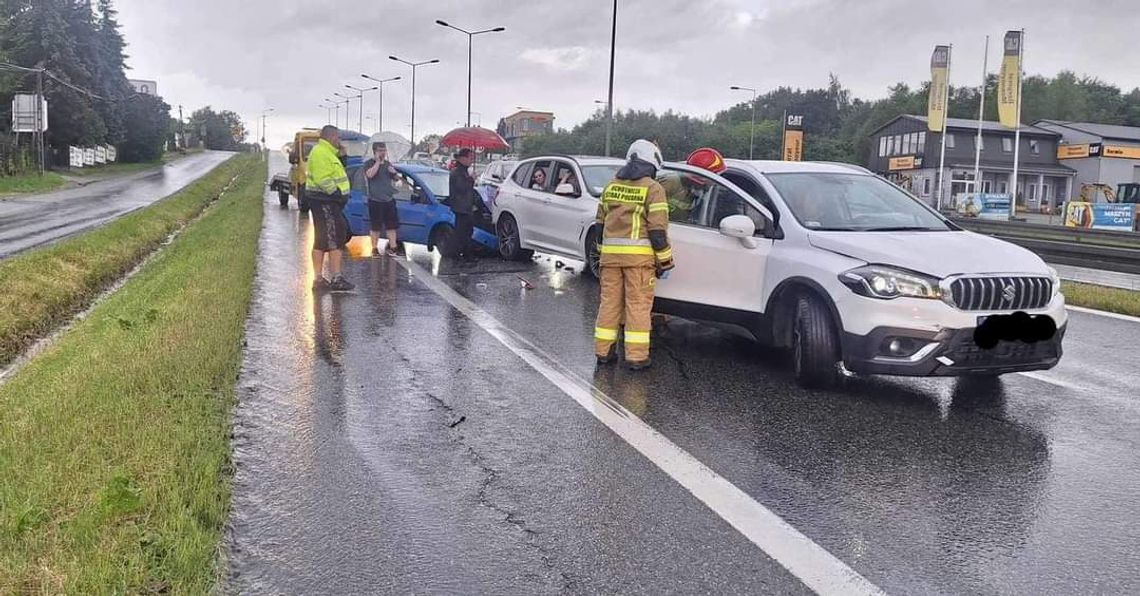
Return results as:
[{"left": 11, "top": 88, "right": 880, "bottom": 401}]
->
[
  {"left": 1048, "top": 266, "right": 1062, "bottom": 299},
  {"left": 840, "top": 265, "right": 943, "bottom": 300}
]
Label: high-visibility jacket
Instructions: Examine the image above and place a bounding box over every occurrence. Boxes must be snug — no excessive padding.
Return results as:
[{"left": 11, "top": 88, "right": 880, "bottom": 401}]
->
[
  {"left": 595, "top": 176, "right": 672, "bottom": 268},
  {"left": 306, "top": 138, "right": 350, "bottom": 201}
]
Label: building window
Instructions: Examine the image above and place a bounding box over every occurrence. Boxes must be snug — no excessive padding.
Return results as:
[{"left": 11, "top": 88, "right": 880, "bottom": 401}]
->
[
  {"left": 999, "top": 181, "right": 1008, "bottom": 194},
  {"left": 918, "top": 131, "right": 926, "bottom": 153},
  {"left": 902, "top": 134, "right": 911, "bottom": 154},
  {"left": 1028, "top": 184, "right": 1037, "bottom": 201},
  {"left": 1002, "top": 137, "right": 1013, "bottom": 152},
  {"left": 1030, "top": 139, "right": 1040, "bottom": 154},
  {"left": 983, "top": 180, "right": 992, "bottom": 193},
  {"left": 879, "top": 136, "right": 887, "bottom": 157},
  {"left": 923, "top": 178, "right": 931, "bottom": 196},
  {"left": 1042, "top": 184, "right": 1050, "bottom": 202},
  {"left": 945, "top": 133, "right": 955, "bottom": 149},
  {"left": 895, "top": 134, "right": 903, "bottom": 155},
  {"left": 886, "top": 136, "right": 895, "bottom": 156}
]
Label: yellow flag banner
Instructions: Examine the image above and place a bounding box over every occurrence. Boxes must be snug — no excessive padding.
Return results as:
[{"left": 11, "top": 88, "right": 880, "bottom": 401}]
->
[
  {"left": 783, "top": 114, "right": 804, "bottom": 161},
  {"left": 927, "top": 45, "right": 950, "bottom": 132},
  {"left": 997, "top": 30, "right": 1022, "bottom": 128}
]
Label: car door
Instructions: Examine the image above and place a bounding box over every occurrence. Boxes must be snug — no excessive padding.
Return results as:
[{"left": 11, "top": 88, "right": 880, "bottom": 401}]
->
[
  {"left": 541, "top": 160, "right": 596, "bottom": 257},
  {"left": 343, "top": 164, "right": 370, "bottom": 235},
  {"left": 654, "top": 164, "right": 777, "bottom": 313},
  {"left": 515, "top": 159, "right": 558, "bottom": 251},
  {"left": 393, "top": 170, "right": 432, "bottom": 246}
]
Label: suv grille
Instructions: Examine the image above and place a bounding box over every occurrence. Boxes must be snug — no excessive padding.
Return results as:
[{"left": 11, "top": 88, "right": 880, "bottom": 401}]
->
[{"left": 948, "top": 276, "right": 1053, "bottom": 312}]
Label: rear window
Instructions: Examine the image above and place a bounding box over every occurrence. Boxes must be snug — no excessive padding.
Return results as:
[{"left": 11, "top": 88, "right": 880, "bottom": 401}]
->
[{"left": 512, "top": 162, "right": 533, "bottom": 186}]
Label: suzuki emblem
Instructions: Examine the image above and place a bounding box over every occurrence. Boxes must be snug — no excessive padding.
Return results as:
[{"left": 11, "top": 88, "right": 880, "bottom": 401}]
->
[{"left": 1002, "top": 283, "right": 1017, "bottom": 303}]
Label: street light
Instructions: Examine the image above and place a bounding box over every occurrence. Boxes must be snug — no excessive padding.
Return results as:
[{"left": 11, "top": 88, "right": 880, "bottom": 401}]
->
[
  {"left": 324, "top": 97, "right": 343, "bottom": 129},
  {"left": 319, "top": 104, "right": 334, "bottom": 125},
  {"left": 260, "top": 108, "right": 274, "bottom": 150},
  {"left": 345, "top": 83, "right": 379, "bottom": 133},
  {"left": 361, "top": 73, "right": 401, "bottom": 133},
  {"left": 389, "top": 55, "right": 440, "bottom": 147},
  {"left": 436, "top": 20, "right": 505, "bottom": 127},
  {"left": 730, "top": 85, "right": 758, "bottom": 160}
]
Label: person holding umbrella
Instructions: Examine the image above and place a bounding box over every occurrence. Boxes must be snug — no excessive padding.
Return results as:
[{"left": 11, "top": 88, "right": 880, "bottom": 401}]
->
[{"left": 447, "top": 148, "right": 479, "bottom": 266}]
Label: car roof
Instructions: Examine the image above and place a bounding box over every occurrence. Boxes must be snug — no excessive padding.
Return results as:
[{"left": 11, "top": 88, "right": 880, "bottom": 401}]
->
[
  {"left": 522, "top": 154, "right": 626, "bottom": 167},
  {"left": 724, "top": 159, "right": 874, "bottom": 176},
  {"left": 396, "top": 163, "right": 448, "bottom": 174}
]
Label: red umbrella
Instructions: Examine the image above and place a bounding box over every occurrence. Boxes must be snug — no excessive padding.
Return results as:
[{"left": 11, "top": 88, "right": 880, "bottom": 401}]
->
[{"left": 440, "top": 126, "right": 510, "bottom": 153}]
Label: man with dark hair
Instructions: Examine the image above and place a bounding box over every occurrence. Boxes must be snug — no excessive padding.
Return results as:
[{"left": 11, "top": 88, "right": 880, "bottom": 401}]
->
[
  {"left": 363, "top": 141, "right": 403, "bottom": 257},
  {"left": 306, "top": 125, "right": 354, "bottom": 291},
  {"left": 447, "top": 148, "right": 478, "bottom": 266}
]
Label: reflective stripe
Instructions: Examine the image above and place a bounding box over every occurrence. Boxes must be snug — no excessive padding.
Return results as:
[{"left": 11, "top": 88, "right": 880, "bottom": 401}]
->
[
  {"left": 625, "top": 330, "right": 651, "bottom": 344},
  {"left": 655, "top": 248, "right": 673, "bottom": 261},
  {"left": 631, "top": 205, "right": 643, "bottom": 240},
  {"left": 603, "top": 238, "right": 651, "bottom": 246},
  {"left": 600, "top": 245, "right": 654, "bottom": 255},
  {"left": 648, "top": 202, "right": 670, "bottom": 213},
  {"left": 594, "top": 327, "right": 619, "bottom": 341}
]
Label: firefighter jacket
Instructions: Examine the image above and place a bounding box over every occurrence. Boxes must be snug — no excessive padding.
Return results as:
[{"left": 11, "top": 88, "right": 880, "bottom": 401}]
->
[
  {"left": 596, "top": 160, "right": 673, "bottom": 269},
  {"left": 306, "top": 138, "right": 351, "bottom": 204}
]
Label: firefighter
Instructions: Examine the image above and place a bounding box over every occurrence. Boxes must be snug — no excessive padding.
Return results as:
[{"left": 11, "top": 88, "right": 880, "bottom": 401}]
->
[
  {"left": 660, "top": 147, "right": 727, "bottom": 222},
  {"left": 594, "top": 139, "right": 674, "bottom": 370}
]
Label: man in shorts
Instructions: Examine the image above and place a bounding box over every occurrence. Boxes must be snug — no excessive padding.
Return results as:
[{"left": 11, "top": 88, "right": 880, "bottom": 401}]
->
[
  {"left": 363, "top": 142, "right": 404, "bottom": 257},
  {"left": 306, "top": 125, "right": 355, "bottom": 292}
]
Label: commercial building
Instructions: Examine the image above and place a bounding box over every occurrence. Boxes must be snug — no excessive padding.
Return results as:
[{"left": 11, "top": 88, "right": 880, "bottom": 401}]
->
[
  {"left": 1033, "top": 120, "right": 1140, "bottom": 193},
  {"left": 867, "top": 114, "right": 1075, "bottom": 210},
  {"left": 499, "top": 110, "right": 554, "bottom": 149}
]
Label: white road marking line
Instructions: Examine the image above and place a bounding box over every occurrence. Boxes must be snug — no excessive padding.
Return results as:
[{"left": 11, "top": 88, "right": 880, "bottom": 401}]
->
[
  {"left": 1066, "top": 305, "right": 1140, "bottom": 324},
  {"left": 1017, "top": 371, "right": 1086, "bottom": 392},
  {"left": 397, "top": 259, "right": 884, "bottom": 596}
]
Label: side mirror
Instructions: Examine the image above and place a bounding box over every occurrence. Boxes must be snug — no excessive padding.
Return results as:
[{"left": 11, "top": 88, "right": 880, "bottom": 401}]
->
[
  {"left": 288, "top": 153, "right": 298, "bottom": 165},
  {"left": 719, "top": 214, "right": 759, "bottom": 248}
]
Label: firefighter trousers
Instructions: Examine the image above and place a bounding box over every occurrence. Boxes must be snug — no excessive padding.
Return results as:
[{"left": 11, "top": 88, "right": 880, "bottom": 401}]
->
[{"left": 594, "top": 265, "right": 656, "bottom": 362}]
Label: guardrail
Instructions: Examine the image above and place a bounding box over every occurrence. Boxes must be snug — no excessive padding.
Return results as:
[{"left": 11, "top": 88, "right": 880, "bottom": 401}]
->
[{"left": 951, "top": 218, "right": 1140, "bottom": 275}]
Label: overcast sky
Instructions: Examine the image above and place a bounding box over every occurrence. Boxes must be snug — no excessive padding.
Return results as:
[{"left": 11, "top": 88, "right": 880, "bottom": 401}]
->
[{"left": 114, "top": 0, "right": 1140, "bottom": 150}]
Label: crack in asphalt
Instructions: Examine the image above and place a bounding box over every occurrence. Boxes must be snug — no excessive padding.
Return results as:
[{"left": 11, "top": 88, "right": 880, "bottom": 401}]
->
[{"left": 389, "top": 343, "right": 577, "bottom": 592}]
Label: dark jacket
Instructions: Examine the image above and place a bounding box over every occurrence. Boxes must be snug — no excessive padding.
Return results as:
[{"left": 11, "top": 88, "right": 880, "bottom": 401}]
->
[
  {"left": 615, "top": 157, "right": 657, "bottom": 181},
  {"left": 448, "top": 165, "right": 476, "bottom": 214}
]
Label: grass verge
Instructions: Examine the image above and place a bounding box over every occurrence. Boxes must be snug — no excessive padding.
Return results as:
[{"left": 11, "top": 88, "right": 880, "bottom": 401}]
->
[
  {"left": 0, "top": 155, "right": 266, "bottom": 592},
  {"left": 1063, "top": 281, "right": 1140, "bottom": 318},
  {"left": 0, "top": 171, "right": 67, "bottom": 195},
  {"left": 0, "top": 154, "right": 252, "bottom": 367}
]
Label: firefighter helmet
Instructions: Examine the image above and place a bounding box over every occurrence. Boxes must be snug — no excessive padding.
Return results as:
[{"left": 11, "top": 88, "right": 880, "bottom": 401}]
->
[
  {"left": 686, "top": 147, "right": 726, "bottom": 173},
  {"left": 626, "top": 139, "right": 663, "bottom": 170}
]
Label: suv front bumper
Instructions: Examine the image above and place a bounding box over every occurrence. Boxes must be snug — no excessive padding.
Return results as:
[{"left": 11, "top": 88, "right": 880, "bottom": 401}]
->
[{"left": 842, "top": 323, "right": 1066, "bottom": 377}]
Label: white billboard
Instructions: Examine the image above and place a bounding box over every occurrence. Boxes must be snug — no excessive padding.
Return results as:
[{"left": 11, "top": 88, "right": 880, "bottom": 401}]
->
[
  {"left": 105, "top": 145, "right": 117, "bottom": 162},
  {"left": 84, "top": 148, "right": 95, "bottom": 166},
  {"left": 95, "top": 146, "right": 107, "bottom": 164},
  {"left": 11, "top": 94, "right": 47, "bottom": 132},
  {"left": 70, "top": 146, "right": 84, "bottom": 168},
  {"left": 128, "top": 79, "right": 158, "bottom": 96}
]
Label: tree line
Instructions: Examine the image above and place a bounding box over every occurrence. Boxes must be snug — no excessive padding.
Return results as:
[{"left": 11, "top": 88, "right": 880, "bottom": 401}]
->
[
  {"left": 521, "top": 72, "right": 1140, "bottom": 164},
  {"left": 0, "top": 0, "right": 248, "bottom": 175}
]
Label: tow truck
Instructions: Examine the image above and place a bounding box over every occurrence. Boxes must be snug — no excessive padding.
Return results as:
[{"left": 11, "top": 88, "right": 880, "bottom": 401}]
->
[{"left": 270, "top": 129, "right": 321, "bottom": 211}]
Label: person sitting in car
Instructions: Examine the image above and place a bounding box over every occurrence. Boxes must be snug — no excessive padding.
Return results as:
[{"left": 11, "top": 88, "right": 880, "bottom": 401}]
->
[{"left": 530, "top": 168, "right": 547, "bottom": 190}]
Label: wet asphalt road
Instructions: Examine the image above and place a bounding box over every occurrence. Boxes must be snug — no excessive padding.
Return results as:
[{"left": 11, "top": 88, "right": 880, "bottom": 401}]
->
[
  {"left": 0, "top": 150, "right": 233, "bottom": 259},
  {"left": 228, "top": 162, "right": 1140, "bottom": 594}
]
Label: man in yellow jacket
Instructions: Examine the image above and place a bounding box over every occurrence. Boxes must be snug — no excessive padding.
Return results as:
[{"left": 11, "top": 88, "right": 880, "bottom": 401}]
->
[
  {"left": 306, "top": 125, "right": 354, "bottom": 292},
  {"left": 594, "top": 139, "right": 674, "bottom": 370}
]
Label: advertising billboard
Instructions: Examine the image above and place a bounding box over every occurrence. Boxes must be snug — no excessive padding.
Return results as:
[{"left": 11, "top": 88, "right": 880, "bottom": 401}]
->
[
  {"left": 1064, "top": 202, "right": 1136, "bottom": 231},
  {"left": 958, "top": 193, "right": 1012, "bottom": 220}
]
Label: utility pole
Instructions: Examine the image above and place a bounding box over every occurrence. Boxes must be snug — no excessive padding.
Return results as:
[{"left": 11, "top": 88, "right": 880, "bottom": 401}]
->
[
  {"left": 605, "top": 0, "right": 617, "bottom": 157},
  {"left": 36, "top": 68, "right": 44, "bottom": 175},
  {"left": 178, "top": 104, "right": 185, "bottom": 149}
]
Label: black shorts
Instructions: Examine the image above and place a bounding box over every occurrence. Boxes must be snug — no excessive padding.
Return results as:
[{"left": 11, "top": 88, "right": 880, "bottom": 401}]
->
[
  {"left": 368, "top": 200, "right": 399, "bottom": 232},
  {"left": 311, "top": 201, "right": 348, "bottom": 251}
]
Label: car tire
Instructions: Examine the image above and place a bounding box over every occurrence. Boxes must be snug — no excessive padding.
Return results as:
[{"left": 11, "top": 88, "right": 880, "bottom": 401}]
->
[
  {"left": 497, "top": 214, "right": 533, "bottom": 261},
  {"left": 792, "top": 294, "right": 842, "bottom": 389},
  {"left": 430, "top": 224, "right": 455, "bottom": 257},
  {"left": 585, "top": 227, "right": 601, "bottom": 279},
  {"left": 278, "top": 190, "right": 289, "bottom": 207}
]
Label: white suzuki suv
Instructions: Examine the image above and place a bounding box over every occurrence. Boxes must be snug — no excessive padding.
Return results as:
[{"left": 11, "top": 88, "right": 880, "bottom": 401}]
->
[{"left": 493, "top": 156, "right": 1067, "bottom": 388}]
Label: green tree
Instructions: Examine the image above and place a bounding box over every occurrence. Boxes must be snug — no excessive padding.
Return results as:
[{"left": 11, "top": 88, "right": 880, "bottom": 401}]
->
[
  {"left": 187, "top": 107, "right": 246, "bottom": 151},
  {"left": 117, "top": 94, "right": 169, "bottom": 162}
]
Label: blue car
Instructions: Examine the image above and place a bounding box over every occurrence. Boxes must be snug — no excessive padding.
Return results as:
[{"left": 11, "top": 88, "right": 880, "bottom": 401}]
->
[{"left": 343, "top": 163, "right": 498, "bottom": 256}]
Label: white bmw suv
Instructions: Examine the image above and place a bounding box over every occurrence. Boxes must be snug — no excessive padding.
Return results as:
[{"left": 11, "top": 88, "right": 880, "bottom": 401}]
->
[{"left": 493, "top": 156, "right": 1067, "bottom": 388}]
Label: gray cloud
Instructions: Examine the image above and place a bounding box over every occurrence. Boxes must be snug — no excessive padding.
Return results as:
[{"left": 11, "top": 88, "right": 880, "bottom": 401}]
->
[{"left": 115, "top": 0, "right": 1140, "bottom": 150}]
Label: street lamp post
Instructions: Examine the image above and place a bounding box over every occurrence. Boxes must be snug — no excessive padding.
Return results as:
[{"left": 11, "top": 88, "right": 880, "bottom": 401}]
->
[
  {"left": 730, "top": 85, "right": 758, "bottom": 160},
  {"left": 260, "top": 108, "right": 274, "bottom": 153},
  {"left": 345, "top": 84, "right": 379, "bottom": 133},
  {"left": 605, "top": 0, "right": 617, "bottom": 157},
  {"left": 334, "top": 91, "right": 355, "bottom": 131},
  {"left": 436, "top": 20, "right": 505, "bottom": 127},
  {"left": 319, "top": 103, "right": 334, "bottom": 125},
  {"left": 361, "top": 74, "right": 401, "bottom": 133},
  {"left": 324, "top": 97, "right": 344, "bottom": 129},
  {"left": 389, "top": 55, "right": 440, "bottom": 147}
]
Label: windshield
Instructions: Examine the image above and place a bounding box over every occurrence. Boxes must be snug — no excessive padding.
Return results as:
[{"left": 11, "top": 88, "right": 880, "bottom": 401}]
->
[
  {"left": 415, "top": 171, "right": 450, "bottom": 198},
  {"left": 766, "top": 172, "right": 952, "bottom": 231},
  {"left": 581, "top": 165, "right": 622, "bottom": 197}
]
